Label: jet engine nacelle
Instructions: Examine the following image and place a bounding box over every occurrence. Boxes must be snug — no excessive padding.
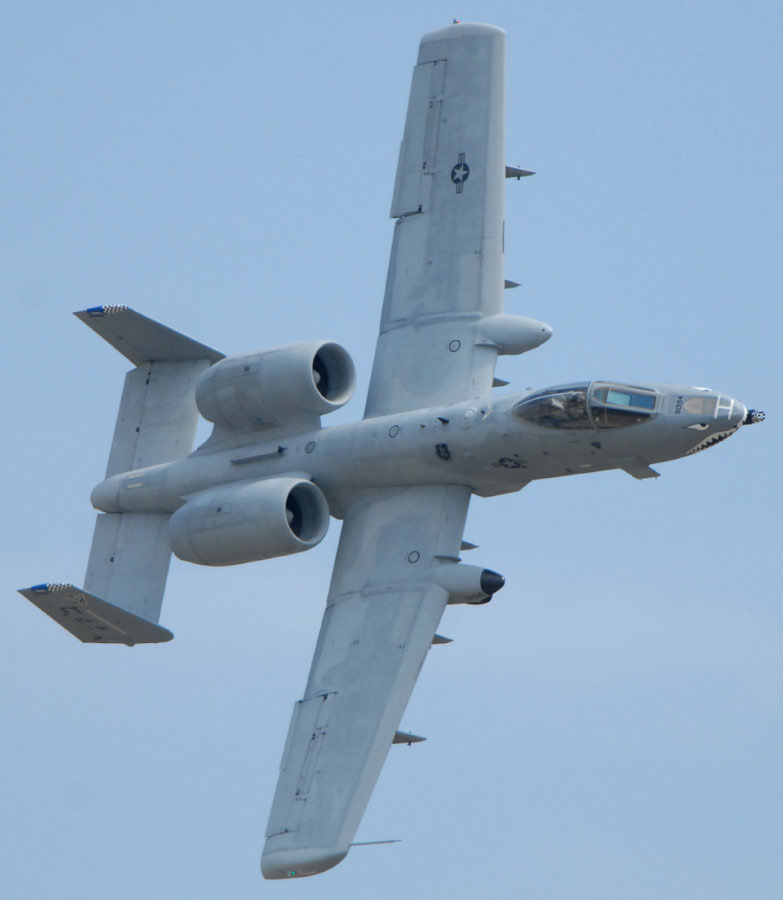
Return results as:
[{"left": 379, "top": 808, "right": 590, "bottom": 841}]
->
[
  {"left": 169, "top": 477, "right": 329, "bottom": 566},
  {"left": 195, "top": 340, "right": 356, "bottom": 432}
]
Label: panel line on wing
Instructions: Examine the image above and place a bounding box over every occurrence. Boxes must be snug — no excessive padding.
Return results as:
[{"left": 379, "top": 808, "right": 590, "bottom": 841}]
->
[
  {"left": 391, "top": 59, "right": 447, "bottom": 218},
  {"left": 295, "top": 693, "right": 335, "bottom": 800}
]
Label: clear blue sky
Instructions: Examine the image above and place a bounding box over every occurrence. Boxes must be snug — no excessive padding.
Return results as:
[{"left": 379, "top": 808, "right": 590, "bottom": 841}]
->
[{"left": 2, "top": 2, "right": 780, "bottom": 898}]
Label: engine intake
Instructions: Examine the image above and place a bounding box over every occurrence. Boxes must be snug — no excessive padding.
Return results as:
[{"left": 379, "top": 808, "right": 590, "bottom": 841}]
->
[
  {"left": 169, "top": 477, "right": 329, "bottom": 566},
  {"left": 195, "top": 340, "right": 356, "bottom": 432}
]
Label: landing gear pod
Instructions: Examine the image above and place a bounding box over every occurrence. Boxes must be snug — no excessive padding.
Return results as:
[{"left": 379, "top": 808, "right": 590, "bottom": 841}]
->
[
  {"left": 475, "top": 314, "right": 552, "bottom": 355},
  {"left": 429, "top": 563, "right": 506, "bottom": 605},
  {"left": 169, "top": 477, "right": 330, "bottom": 566}
]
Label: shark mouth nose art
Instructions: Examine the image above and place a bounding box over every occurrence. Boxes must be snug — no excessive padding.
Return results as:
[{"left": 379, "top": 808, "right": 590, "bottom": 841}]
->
[{"left": 685, "top": 425, "right": 741, "bottom": 455}]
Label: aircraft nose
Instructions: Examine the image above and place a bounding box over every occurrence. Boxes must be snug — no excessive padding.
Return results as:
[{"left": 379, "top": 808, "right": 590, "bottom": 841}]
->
[
  {"left": 730, "top": 399, "right": 746, "bottom": 426},
  {"left": 714, "top": 395, "right": 746, "bottom": 427}
]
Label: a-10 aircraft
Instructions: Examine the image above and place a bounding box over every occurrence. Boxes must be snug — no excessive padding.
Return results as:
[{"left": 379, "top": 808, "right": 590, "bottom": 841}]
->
[{"left": 19, "top": 22, "right": 763, "bottom": 880}]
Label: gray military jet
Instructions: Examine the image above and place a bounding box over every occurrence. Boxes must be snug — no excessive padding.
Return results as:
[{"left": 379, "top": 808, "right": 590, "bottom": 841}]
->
[{"left": 19, "top": 22, "right": 763, "bottom": 879}]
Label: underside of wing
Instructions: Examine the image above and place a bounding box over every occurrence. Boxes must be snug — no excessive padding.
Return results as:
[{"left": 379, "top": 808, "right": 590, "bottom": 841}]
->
[
  {"left": 261, "top": 484, "right": 472, "bottom": 878},
  {"left": 365, "top": 24, "right": 508, "bottom": 417}
]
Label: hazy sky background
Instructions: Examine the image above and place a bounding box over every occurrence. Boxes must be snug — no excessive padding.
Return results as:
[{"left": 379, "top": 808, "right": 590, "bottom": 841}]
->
[{"left": 2, "top": 2, "right": 780, "bottom": 898}]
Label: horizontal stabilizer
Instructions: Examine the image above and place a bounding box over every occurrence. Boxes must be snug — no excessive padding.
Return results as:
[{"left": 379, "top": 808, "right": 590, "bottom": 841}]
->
[
  {"left": 504, "top": 279, "right": 520, "bottom": 289},
  {"left": 75, "top": 306, "right": 223, "bottom": 365},
  {"left": 392, "top": 731, "right": 426, "bottom": 745},
  {"left": 17, "top": 583, "right": 173, "bottom": 645},
  {"left": 432, "top": 633, "right": 453, "bottom": 644}
]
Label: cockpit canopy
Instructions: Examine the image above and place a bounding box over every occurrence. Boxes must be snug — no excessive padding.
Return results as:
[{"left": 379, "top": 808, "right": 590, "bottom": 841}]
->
[{"left": 513, "top": 382, "right": 658, "bottom": 430}]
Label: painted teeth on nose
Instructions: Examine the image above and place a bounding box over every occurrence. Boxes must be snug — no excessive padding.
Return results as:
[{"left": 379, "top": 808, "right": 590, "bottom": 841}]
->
[{"left": 685, "top": 425, "right": 741, "bottom": 455}]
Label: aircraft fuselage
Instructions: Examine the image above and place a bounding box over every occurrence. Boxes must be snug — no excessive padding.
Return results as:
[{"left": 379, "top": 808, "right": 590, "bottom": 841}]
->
[{"left": 90, "top": 381, "right": 751, "bottom": 520}]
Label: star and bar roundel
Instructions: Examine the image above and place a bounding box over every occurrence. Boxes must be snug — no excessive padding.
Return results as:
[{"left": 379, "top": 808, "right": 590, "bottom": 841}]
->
[{"left": 450, "top": 153, "right": 470, "bottom": 192}]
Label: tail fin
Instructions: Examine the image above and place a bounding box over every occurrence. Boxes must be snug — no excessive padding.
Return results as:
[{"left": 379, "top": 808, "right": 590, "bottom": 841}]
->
[{"left": 19, "top": 307, "right": 222, "bottom": 642}]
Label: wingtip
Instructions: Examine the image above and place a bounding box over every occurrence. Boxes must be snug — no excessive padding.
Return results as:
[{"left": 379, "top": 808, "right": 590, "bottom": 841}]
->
[
  {"left": 420, "top": 22, "right": 506, "bottom": 52},
  {"left": 74, "top": 305, "right": 129, "bottom": 318},
  {"left": 19, "top": 582, "right": 72, "bottom": 596},
  {"left": 261, "top": 847, "right": 348, "bottom": 880}
]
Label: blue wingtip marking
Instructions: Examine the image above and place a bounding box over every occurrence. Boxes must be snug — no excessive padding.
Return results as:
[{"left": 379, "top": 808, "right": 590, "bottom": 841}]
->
[
  {"left": 29, "top": 584, "right": 50, "bottom": 594},
  {"left": 86, "top": 306, "right": 105, "bottom": 317}
]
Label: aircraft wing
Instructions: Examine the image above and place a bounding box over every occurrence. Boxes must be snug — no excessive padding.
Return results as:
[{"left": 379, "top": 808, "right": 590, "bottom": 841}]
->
[
  {"left": 261, "top": 484, "right": 471, "bottom": 879},
  {"left": 263, "top": 23, "right": 512, "bottom": 879},
  {"left": 364, "top": 23, "right": 507, "bottom": 417}
]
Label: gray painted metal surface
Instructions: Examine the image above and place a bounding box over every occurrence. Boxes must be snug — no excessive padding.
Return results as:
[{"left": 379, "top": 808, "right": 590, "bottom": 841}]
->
[
  {"left": 17, "top": 20, "right": 764, "bottom": 882},
  {"left": 262, "top": 484, "right": 469, "bottom": 878},
  {"left": 85, "top": 513, "right": 172, "bottom": 623},
  {"left": 83, "top": 307, "right": 219, "bottom": 624},
  {"left": 18, "top": 584, "right": 172, "bottom": 645},
  {"left": 74, "top": 306, "right": 223, "bottom": 367},
  {"left": 106, "top": 359, "right": 212, "bottom": 477},
  {"left": 366, "top": 24, "right": 516, "bottom": 417}
]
